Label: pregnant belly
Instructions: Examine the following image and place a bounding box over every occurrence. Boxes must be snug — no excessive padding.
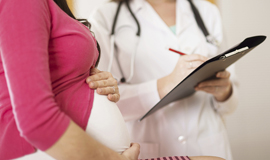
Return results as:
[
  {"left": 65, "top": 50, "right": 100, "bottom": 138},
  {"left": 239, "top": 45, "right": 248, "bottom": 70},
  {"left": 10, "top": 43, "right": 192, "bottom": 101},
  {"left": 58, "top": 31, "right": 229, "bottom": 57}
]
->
[{"left": 86, "top": 91, "right": 131, "bottom": 154}]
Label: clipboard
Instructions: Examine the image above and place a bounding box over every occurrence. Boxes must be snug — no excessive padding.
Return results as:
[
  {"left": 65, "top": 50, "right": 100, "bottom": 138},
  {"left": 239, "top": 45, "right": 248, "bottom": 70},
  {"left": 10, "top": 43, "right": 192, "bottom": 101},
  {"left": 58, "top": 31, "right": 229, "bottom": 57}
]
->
[{"left": 140, "top": 35, "right": 266, "bottom": 121}]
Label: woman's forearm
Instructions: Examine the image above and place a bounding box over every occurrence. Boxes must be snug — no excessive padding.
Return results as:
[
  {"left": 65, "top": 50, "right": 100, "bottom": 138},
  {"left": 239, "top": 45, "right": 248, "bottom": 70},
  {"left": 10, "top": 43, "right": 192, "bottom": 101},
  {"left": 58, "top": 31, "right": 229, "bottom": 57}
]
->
[
  {"left": 45, "top": 121, "right": 124, "bottom": 160},
  {"left": 157, "top": 75, "right": 175, "bottom": 99}
]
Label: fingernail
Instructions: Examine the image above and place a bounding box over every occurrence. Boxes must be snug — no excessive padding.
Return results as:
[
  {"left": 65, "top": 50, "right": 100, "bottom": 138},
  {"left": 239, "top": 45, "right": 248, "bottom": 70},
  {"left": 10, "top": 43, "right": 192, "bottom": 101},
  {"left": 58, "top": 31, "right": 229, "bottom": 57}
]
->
[
  {"left": 86, "top": 78, "right": 91, "bottom": 83},
  {"left": 98, "top": 88, "right": 102, "bottom": 93},
  {"left": 90, "top": 82, "right": 95, "bottom": 88}
]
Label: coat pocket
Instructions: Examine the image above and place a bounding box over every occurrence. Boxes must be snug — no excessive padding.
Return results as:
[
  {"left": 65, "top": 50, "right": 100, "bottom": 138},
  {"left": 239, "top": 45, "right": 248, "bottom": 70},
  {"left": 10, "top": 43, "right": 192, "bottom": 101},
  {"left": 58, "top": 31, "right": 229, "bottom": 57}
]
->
[
  {"left": 138, "top": 142, "right": 159, "bottom": 159},
  {"left": 198, "top": 131, "right": 230, "bottom": 159}
]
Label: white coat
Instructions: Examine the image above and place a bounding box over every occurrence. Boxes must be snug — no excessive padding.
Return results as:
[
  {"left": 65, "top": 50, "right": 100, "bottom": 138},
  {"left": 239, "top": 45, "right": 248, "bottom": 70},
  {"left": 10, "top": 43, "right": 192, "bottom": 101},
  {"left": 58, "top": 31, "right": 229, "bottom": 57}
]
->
[{"left": 89, "top": 0, "right": 239, "bottom": 159}]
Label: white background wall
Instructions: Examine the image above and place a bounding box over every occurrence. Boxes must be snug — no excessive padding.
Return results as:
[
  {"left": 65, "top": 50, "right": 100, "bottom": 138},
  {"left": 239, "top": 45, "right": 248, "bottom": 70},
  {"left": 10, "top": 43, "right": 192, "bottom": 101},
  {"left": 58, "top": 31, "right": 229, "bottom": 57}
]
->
[
  {"left": 74, "top": 0, "right": 270, "bottom": 159},
  {"left": 218, "top": 0, "right": 270, "bottom": 160}
]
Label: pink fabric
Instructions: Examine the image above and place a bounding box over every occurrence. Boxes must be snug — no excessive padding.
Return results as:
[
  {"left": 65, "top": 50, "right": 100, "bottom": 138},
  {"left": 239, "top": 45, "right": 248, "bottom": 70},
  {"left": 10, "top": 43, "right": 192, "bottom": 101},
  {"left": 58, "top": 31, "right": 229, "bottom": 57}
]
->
[
  {"left": 0, "top": 0, "right": 99, "bottom": 159},
  {"left": 139, "top": 156, "right": 190, "bottom": 160}
]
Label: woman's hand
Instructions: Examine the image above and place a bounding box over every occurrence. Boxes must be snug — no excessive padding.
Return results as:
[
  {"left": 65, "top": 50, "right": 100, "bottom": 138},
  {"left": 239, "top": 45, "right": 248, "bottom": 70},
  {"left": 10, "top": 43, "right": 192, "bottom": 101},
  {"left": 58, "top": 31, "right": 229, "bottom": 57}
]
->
[
  {"left": 86, "top": 68, "right": 120, "bottom": 102},
  {"left": 195, "top": 70, "right": 232, "bottom": 102},
  {"left": 157, "top": 54, "right": 207, "bottom": 98},
  {"left": 121, "top": 143, "right": 140, "bottom": 160}
]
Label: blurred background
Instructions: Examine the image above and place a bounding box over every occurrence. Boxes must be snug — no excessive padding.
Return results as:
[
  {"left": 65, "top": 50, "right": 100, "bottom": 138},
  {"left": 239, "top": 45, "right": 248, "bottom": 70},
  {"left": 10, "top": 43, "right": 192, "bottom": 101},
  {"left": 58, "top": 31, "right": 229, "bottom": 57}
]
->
[{"left": 68, "top": 0, "right": 270, "bottom": 159}]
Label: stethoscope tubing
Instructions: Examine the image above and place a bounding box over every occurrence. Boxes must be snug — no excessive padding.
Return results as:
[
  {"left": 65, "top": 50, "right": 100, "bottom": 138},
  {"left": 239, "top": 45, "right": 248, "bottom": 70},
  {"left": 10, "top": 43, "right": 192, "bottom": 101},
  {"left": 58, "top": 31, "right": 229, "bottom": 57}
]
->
[
  {"left": 109, "top": 0, "right": 217, "bottom": 83},
  {"left": 109, "top": 0, "right": 141, "bottom": 83}
]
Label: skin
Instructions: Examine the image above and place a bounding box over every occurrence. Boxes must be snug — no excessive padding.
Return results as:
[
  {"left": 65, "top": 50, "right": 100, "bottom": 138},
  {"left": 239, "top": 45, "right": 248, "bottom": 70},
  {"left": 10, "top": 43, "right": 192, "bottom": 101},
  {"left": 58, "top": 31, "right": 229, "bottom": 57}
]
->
[
  {"left": 146, "top": 0, "right": 233, "bottom": 102},
  {"left": 43, "top": 67, "right": 138, "bottom": 160},
  {"left": 87, "top": 68, "right": 120, "bottom": 102},
  {"left": 158, "top": 54, "right": 207, "bottom": 98},
  {"left": 85, "top": 69, "right": 226, "bottom": 160},
  {"left": 90, "top": 0, "right": 232, "bottom": 102},
  {"left": 147, "top": 0, "right": 176, "bottom": 26},
  {"left": 15, "top": 1, "right": 227, "bottom": 160},
  {"left": 45, "top": 121, "right": 140, "bottom": 160},
  {"left": 81, "top": 0, "right": 230, "bottom": 159},
  {"left": 158, "top": 54, "right": 232, "bottom": 102}
]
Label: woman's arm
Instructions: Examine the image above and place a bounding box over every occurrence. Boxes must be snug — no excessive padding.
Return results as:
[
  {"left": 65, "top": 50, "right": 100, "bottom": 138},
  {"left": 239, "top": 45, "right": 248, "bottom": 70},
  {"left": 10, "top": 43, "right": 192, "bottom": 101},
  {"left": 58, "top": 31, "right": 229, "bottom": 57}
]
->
[
  {"left": 157, "top": 54, "right": 208, "bottom": 99},
  {"left": 46, "top": 121, "right": 140, "bottom": 160},
  {"left": 0, "top": 0, "right": 139, "bottom": 159}
]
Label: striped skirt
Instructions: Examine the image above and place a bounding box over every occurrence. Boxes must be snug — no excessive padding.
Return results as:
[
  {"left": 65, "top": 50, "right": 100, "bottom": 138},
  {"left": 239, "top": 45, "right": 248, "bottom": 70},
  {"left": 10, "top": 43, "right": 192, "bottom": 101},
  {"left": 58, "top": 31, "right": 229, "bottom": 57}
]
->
[{"left": 140, "top": 156, "right": 190, "bottom": 160}]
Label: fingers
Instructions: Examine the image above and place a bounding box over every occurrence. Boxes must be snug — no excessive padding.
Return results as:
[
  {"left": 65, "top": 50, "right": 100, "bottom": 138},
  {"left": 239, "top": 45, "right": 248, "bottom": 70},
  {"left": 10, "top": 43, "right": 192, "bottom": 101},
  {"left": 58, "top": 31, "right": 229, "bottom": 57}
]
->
[
  {"left": 195, "top": 74, "right": 231, "bottom": 95},
  {"left": 86, "top": 71, "right": 113, "bottom": 84},
  {"left": 88, "top": 78, "right": 117, "bottom": 89},
  {"left": 130, "top": 143, "right": 140, "bottom": 148},
  {"left": 195, "top": 77, "right": 232, "bottom": 102},
  {"left": 216, "top": 70, "right": 230, "bottom": 79},
  {"left": 97, "top": 86, "right": 119, "bottom": 95},
  {"left": 86, "top": 68, "right": 121, "bottom": 102},
  {"left": 90, "top": 67, "right": 101, "bottom": 75},
  {"left": 108, "top": 94, "right": 120, "bottom": 102},
  {"left": 183, "top": 54, "right": 208, "bottom": 62},
  {"left": 195, "top": 85, "right": 227, "bottom": 94},
  {"left": 186, "top": 60, "right": 204, "bottom": 69},
  {"left": 196, "top": 78, "right": 231, "bottom": 88},
  {"left": 180, "top": 54, "right": 207, "bottom": 69},
  {"left": 129, "top": 143, "right": 140, "bottom": 158},
  {"left": 96, "top": 86, "right": 120, "bottom": 102},
  {"left": 121, "top": 143, "right": 140, "bottom": 160},
  {"left": 196, "top": 70, "right": 231, "bottom": 88},
  {"left": 86, "top": 70, "right": 117, "bottom": 89}
]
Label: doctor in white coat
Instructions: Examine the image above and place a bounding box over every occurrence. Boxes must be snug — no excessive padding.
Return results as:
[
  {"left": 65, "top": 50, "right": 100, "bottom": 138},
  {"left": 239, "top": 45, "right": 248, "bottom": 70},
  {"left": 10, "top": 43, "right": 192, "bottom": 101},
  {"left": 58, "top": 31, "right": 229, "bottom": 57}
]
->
[{"left": 88, "top": 0, "right": 238, "bottom": 159}]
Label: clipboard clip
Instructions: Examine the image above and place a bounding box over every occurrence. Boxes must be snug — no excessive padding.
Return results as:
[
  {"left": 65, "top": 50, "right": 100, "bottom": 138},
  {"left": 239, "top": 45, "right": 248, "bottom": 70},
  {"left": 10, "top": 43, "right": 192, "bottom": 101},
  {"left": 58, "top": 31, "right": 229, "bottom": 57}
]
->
[{"left": 220, "top": 46, "right": 249, "bottom": 60}]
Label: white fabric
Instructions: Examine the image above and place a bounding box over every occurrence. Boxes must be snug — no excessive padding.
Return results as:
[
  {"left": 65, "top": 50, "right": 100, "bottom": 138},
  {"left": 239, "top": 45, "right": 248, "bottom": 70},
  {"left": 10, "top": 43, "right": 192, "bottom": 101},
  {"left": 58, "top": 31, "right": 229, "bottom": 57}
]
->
[
  {"left": 14, "top": 91, "right": 130, "bottom": 159},
  {"left": 86, "top": 91, "right": 131, "bottom": 154},
  {"left": 12, "top": 150, "right": 54, "bottom": 160},
  {"left": 89, "top": 0, "right": 239, "bottom": 159}
]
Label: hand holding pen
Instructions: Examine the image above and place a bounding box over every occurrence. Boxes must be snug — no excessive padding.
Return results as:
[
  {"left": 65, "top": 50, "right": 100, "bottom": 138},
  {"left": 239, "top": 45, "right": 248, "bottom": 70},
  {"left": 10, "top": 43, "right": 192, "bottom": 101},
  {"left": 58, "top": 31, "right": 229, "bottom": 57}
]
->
[
  {"left": 168, "top": 48, "right": 206, "bottom": 69},
  {"left": 158, "top": 48, "right": 207, "bottom": 98},
  {"left": 168, "top": 48, "right": 233, "bottom": 102}
]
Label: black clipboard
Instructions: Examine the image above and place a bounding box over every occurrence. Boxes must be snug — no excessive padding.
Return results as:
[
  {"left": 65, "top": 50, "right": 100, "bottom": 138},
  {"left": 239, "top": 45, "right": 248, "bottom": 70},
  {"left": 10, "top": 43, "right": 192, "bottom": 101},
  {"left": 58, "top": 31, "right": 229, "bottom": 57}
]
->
[{"left": 140, "top": 35, "right": 266, "bottom": 121}]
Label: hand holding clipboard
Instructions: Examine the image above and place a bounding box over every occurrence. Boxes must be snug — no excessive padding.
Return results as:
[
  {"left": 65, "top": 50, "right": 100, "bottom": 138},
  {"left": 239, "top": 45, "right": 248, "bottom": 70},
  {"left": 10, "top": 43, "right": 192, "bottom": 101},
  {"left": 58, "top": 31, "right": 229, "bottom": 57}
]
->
[{"left": 140, "top": 35, "right": 267, "bottom": 121}]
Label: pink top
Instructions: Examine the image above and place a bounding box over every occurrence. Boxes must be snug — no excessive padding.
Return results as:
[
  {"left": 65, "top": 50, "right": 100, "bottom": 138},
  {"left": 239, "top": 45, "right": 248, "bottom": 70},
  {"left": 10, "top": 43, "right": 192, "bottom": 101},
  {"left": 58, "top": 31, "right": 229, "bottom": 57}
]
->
[{"left": 0, "top": 0, "right": 99, "bottom": 159}]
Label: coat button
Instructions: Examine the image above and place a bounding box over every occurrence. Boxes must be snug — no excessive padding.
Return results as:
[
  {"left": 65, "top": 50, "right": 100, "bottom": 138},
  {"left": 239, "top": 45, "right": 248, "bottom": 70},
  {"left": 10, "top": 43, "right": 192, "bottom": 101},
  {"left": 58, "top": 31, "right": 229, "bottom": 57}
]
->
[{"left": 178, "top": 136, "right": 186, "bottom": 144}]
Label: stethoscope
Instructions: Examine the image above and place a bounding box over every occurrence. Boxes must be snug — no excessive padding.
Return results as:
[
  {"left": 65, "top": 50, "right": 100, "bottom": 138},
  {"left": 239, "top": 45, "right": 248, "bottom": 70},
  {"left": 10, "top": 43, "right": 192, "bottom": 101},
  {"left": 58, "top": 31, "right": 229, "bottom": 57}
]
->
[{"left": 109, "top": 0, "right": 218, "bottom": 83}]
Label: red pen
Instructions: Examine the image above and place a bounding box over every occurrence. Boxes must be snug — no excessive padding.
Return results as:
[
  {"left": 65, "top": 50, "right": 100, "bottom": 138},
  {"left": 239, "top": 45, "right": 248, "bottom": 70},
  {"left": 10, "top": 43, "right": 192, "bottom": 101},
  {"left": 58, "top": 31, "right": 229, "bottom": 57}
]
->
[{"left": 168, "top": 48, "right": 186, "bottom": 56}]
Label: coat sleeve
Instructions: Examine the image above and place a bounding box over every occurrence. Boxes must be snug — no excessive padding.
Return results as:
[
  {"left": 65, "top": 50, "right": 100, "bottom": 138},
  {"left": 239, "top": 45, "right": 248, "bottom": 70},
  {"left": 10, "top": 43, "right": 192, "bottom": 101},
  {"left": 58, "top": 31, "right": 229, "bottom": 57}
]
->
[
  {"left": 89, "top": 5, "right": 161, "bottom": 121},
  {"left": 0, "top": 0, "right": 70, "bottom": 151},
  {"left": 200, "top": 2, "right": 239, "bottom": 116},
  {"left": 212, "top": 65, "right": 239, "bottom": 116}
]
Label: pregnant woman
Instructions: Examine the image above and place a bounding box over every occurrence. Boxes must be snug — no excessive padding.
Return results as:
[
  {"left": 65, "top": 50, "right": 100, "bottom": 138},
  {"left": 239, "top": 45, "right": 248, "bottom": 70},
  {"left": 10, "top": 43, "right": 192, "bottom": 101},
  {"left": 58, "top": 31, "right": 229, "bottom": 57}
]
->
[{"left": 0, "top": 0, "right": 223, "bottom": 160}]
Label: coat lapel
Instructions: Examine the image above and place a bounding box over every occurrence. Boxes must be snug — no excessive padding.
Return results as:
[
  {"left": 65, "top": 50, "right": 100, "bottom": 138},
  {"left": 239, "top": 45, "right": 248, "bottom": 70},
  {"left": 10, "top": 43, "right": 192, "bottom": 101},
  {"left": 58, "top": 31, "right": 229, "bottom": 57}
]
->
[
  {"left": 175, "top": 0, "right": 194, "bottom": 36},
  {"left": 135, "top": 0, "right": 177, "bottom": 38}
]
